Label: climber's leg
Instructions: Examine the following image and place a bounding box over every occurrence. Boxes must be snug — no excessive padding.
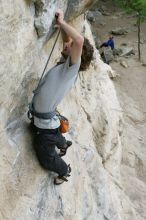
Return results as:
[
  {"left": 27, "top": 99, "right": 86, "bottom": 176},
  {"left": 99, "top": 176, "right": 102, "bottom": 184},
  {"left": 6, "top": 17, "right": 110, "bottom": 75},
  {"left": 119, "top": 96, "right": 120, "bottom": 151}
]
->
[
  {"left": 55, "top": 129, "right": 72, "bottom": 156},
  {"left": 32, "top": 127, "right": 71, "bottom": 181},
  {"left": 58, "top": 141, "right": 72, "bottom": 157}
]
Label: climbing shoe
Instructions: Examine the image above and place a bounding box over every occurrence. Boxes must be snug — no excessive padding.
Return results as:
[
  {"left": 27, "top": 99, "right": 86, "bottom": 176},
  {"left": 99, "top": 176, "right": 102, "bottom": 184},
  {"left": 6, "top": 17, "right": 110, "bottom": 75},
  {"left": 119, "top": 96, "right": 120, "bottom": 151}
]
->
[
  {"left": 54, "top": 164, "right": 71, "bottom": 185},
  {"left": 59, "top": 141, "right": 72, "bottom": 157},
  {"left": 54, "top": 176, "right": 68, "bottom": 185}
]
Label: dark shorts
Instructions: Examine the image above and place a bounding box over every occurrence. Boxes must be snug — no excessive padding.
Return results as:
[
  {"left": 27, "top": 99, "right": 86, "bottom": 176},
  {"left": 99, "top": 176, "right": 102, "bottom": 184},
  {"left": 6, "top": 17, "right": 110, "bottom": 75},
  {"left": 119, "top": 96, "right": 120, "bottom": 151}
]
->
[{"left": 32, "top": 124, "right": 68, "bottom": 176}]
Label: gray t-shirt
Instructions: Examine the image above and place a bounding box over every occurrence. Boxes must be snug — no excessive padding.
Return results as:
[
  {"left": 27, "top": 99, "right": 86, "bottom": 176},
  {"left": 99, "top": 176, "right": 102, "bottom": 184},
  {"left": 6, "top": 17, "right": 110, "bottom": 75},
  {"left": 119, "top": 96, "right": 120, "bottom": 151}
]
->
[{"left": 33, "top": 56, "right": 81, "bottom": 129}]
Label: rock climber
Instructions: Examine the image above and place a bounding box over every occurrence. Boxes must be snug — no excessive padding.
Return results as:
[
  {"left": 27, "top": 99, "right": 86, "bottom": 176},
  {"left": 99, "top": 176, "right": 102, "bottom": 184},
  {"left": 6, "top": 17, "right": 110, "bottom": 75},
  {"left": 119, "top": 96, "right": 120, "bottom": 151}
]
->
[{"left": 30, "top": 9, "right": 94, "bottom": 185}]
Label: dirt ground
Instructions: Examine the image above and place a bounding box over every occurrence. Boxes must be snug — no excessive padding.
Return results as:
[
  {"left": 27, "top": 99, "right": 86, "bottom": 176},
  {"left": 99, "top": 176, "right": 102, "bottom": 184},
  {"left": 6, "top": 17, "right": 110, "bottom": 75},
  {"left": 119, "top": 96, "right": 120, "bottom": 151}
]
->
[
  {"left": 91, "top": 1, "right": 146, "bottom": 139},
  {"left": 91, "top": 2, "right": 146, "bottom": 112},
  {"left": 90, "top": 1, "right": 146, "bottom": 218},
  {"left": 90, "top": 0, "right": 146, "bottom": 150}
]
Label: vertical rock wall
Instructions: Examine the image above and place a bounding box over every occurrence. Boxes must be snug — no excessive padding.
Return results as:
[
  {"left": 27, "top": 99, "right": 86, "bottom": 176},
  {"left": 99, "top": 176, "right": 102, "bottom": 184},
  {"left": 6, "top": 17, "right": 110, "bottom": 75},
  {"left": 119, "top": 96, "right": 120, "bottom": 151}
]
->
[{"left": 0, "top": 1, "right": 134, "bottom": 220}]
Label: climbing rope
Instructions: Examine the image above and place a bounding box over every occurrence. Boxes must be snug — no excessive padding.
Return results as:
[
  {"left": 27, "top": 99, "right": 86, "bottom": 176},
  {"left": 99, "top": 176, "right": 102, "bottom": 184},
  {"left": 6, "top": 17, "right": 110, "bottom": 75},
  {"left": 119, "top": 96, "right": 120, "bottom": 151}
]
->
[
  {"left": 37, "top": 29, "right": 61, "bottom": 89},
  {"left": 35, "top": 5, "right": 69, "bottom": 91}
]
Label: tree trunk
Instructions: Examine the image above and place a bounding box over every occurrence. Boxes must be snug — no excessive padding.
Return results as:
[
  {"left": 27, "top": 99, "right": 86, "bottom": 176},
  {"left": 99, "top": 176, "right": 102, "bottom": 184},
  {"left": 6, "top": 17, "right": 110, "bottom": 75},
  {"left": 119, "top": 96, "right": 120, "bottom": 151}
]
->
[{"left": 137, "top": 14, "right": 141, "bottom": 61}]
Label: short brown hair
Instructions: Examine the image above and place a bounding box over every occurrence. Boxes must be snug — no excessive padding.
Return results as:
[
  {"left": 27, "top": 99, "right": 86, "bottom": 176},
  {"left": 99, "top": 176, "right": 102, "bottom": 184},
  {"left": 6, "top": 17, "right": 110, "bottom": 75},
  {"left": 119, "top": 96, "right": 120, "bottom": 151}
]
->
[{"left": 79, "top": 38, "right": 94, "bottom": 71}]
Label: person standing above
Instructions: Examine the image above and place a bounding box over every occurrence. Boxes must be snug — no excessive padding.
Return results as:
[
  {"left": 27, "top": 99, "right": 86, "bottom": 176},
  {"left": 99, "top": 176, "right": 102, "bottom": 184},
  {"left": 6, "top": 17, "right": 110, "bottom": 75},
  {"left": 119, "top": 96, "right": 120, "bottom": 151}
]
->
[{"left": 30, "top": 9, "right": 94, "bottom": 185}]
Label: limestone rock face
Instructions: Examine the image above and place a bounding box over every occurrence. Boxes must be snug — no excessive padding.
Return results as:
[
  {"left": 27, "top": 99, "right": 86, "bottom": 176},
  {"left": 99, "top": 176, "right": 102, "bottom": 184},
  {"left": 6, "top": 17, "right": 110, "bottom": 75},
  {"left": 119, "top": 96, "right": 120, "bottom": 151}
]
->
[
  {"left": 65, "top": 0, "right": 97, "bottom": 21},
  {"left": 33, "top": 0, "right": 67, "bottom": 37},
  {"left": 33, "top": 0, "right": 98, "bottom": 37},
  {"left": 0, "top": 1, "right": 144, "bottom": 220}
]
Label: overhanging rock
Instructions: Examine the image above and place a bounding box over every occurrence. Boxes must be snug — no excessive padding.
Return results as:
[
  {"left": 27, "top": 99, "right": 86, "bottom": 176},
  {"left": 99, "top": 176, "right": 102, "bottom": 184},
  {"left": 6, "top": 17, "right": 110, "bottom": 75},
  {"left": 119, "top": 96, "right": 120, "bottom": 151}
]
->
[{"left": 33, "top": 0, "right": 98, "bottom": 38}]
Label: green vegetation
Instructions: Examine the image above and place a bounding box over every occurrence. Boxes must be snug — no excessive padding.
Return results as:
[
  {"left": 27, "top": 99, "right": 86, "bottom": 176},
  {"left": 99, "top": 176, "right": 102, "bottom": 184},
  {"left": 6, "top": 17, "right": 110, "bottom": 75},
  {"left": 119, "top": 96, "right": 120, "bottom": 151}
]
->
[{"left": 113, "top": 0, "right": 146, "bottom": 60}]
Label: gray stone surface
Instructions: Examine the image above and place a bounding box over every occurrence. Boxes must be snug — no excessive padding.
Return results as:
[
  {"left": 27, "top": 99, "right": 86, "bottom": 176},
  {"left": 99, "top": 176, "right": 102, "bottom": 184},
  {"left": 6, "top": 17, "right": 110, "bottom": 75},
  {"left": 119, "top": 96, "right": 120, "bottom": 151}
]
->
[
  {"left": 87, "top": 10, "right": 102, "bottom": 23},
  {"left": 66, "top": 0, "right": 98, "bottom": 21},
  {"left": 120, "top": 60, "right": 129, "bottom": 68},
  {"left": 120, "top": 47, "right": 135, "bottom": 57},
  {"left": 0, "top": 1, "right": 146, "bottom": 220},
  {"left": 110, "top": 28, "right": 128, "bottom": 35},
  {"left": 33, "top": 0, "right": 98, "bottom": 38}
]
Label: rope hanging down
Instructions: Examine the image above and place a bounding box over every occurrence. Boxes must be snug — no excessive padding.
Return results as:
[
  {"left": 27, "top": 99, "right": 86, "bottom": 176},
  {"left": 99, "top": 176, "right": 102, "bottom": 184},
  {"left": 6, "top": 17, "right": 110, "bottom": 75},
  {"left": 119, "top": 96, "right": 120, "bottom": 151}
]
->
[
  {"left": 37, "top": 29, "right": 60, "bottom": 89},
  {"left": 35, "top": 5, "right": 69, "bottom": 91}
]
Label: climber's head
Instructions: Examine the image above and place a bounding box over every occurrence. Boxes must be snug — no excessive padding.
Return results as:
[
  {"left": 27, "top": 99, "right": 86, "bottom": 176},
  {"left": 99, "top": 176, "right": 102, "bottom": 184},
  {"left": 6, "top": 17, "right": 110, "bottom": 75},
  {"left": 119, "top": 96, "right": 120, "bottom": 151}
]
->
[
  {"left": 79, "top": 37, "right": 94, "bottom": 71},
  {"left": 62, "top": 37, "right": 94, "bottom": 71}
]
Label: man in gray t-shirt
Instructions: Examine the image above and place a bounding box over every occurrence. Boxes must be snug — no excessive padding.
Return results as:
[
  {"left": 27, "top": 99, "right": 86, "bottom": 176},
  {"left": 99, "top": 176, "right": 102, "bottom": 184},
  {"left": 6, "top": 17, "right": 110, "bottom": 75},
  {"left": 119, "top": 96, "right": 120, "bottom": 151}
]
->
[
  {"left": 33, "top": 55, "right": 81, "bottom": 129},
  {"left": 31, "top": 9, "right": 94, "bottom": 185}
]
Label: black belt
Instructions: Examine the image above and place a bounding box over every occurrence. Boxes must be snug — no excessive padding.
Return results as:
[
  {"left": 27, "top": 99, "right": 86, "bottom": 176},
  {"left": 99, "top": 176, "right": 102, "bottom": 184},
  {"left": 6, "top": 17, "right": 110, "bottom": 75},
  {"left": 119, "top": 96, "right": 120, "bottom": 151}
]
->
[{"left": 28, "top": 103, "right": 56, "bottom": 120}]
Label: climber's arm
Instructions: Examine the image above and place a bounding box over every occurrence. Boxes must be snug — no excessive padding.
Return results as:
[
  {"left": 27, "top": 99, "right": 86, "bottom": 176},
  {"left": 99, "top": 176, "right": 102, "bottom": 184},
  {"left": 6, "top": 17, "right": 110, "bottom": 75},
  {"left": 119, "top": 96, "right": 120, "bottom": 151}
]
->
[
  {"left": 61, "top": 28, "right": 72, "bottom": 46},
  {"left": 55, "top": 9, "right": 84, "bottom": 64}
]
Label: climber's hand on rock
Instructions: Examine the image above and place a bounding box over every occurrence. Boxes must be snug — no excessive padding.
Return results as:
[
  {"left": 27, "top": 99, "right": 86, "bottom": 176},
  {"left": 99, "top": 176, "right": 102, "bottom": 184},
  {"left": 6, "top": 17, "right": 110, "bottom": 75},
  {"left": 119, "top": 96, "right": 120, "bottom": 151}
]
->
[{"left": 55, "top": 9, "right": 64, "bottom": 26}]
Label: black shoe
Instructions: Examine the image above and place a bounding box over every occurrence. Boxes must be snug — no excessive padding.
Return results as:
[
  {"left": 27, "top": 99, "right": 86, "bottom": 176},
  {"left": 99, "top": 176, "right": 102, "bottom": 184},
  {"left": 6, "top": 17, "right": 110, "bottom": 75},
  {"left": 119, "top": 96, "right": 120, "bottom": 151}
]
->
[
  {"left": 59, "top": 141, "right": 72, "bottom": 157},
  {"left": 54, "top": 176, "right": 68, "bottom": 185},
  {"left": 54, "top": 164, "right": 71, "bottom": 185}
]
